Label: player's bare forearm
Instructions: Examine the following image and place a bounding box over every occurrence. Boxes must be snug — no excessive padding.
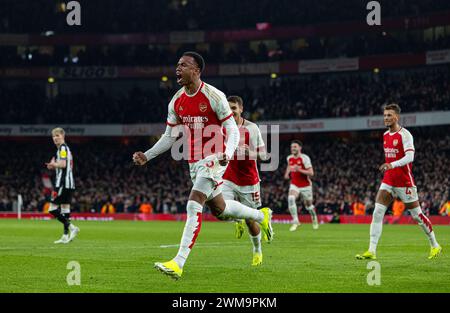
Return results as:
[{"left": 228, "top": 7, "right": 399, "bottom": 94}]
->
[
  {"left": 299, "top": 168, "right": 314, "bottom": 177},
  {"left": 242, "top": 144, "right": 267, "bottom": 161},
  {"left": 54, "top": 160, "right": 67, "bottom": 168},
  {"left": 284, "top": 167, "right": 290, "bottom": 180},
  {"left": 245, "top": 149, "right": 260, "bottom": 160},
  {"left": 256, "top": 147, "right": 268, "bottom": 161},
  {"left": 47, "top": 159, "right": 66, "bottom": 169}
]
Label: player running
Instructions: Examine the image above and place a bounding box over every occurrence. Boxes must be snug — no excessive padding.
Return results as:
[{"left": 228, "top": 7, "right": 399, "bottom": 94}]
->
[
  {"left": 222, "top": 95, "right": 270, "bottom": 266},
  {"left": 45, "top": 128, "right": 79, "bottom": 244},
  {"left": 132, "top": 52, "right": 273, "bottom": 279},
  {"left": 356, "top": 104, "right": 442, "bottom": 260},
  {"left": 284, "top": 140, "right": 319, "bottom": 231}
]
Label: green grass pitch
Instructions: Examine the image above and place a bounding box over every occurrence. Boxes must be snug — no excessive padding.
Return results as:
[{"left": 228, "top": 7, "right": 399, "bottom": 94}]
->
[{"left": 0, "top": 219, "right": 449, "bottom": 293}]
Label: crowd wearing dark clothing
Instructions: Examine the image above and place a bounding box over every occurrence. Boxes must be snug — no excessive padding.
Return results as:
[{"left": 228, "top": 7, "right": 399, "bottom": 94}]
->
[
  {"left": 1, "top": 128, "right": 448, "bottom": 216},
  {"left": 1, "top": 0, "right": 449, "bottom": 33},
  {"left": 1, "top": 66, "right": 449, "bottom": 124},
  {"left": 1, "top": 33, "right": 449, "bottom": 67}
]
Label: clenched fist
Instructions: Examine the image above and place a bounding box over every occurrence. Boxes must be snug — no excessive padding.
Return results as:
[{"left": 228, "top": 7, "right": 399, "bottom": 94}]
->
[{"left": 133, "top": 151, "right": 148, "bottom": 166}]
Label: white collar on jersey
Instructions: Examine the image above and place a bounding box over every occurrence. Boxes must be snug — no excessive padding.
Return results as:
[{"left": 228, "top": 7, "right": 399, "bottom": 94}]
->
[{"left": 184, "top": 81, "right": 204, "bottom": 98}]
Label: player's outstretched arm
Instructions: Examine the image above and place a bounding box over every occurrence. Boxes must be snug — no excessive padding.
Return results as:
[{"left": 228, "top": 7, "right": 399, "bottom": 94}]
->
[
  {"left": 133, "top": 125, "right": 179, "bottom": 166},
  {"left": 242, "top": 144, "right": 269, "bottom": 161},
  {"left": 284, "top": 164, "right": 290, "bottom": 180},
  {"left": 298, "top": 167, "right": 314, "bottom": 177}
]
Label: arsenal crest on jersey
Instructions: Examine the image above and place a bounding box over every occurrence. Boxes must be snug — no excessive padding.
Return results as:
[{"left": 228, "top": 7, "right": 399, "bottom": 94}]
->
[
  {"left": 199, "top": 103, "right": 207, "bottom": 112},
  {"left": 393, "top": 139, "right": 398, "bottom": 146}
]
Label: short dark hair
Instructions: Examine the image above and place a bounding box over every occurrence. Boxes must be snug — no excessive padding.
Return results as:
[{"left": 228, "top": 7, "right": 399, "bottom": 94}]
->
[
  {"left": 291, "top": 140, "right": 303, "bottom": 147},
  {"left": 227, "top": 95, "right": 243, "bottom": 107},
  {"left": 182, "top": 51, "right": 205, "bottom": 72},
  {"left": 383, "top": 103, "right": 401, "bottom": 114}
]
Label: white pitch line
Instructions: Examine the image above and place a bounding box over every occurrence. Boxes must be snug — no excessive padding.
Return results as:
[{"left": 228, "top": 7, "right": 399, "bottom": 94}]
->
[
  {"left": 159, "top": 242, "right": 244, "bottom": 249},
  {"left": 159, "top": 244, "right": 180, "bottom": 248}
]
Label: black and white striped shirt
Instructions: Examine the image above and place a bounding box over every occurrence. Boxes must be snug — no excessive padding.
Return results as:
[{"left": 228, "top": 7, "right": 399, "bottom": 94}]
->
[{"left": 55, "top": 143, "right": 75, "bottom": 189}]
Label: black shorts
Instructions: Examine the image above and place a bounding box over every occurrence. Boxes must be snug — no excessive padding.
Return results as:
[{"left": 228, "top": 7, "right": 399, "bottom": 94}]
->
[{"left": 51, "top": 187, "right": 74, "bottom": 205}]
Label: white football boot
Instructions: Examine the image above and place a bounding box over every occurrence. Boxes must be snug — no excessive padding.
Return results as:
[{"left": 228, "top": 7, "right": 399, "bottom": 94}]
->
[{"left": 54, "top": 234, "right": 70, "bottom": 244}]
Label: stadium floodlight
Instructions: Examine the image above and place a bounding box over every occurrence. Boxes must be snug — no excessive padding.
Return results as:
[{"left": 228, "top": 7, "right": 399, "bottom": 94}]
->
[{"left": 58, "top": 2, "right": 66, "bottom": 12}]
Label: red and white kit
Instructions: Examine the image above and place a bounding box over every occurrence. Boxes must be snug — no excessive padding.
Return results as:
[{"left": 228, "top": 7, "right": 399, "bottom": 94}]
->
[
  {"left": 288, "top": 154, "right": 313, "bottom": 201},
  {"left": 167, "top": 81, "right": 234, "bottom": 200},
  {"left": 380, "top": 127, "right": 418, "bottom": 203},
  {"left": 222, "top": 119, "right": 265, "bottom": 209}
]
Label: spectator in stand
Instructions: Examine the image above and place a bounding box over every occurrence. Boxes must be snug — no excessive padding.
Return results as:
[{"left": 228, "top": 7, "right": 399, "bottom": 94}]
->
[
  {"left": 1, "top": 0, "right": 450, "bottom": 35},
  {"left": 1, "top": 66, "right": 449, "bottom": 124},
  {"left": 439, "top": 197, "right": 450, "bottom": 216},
  {"left": 392, "top": 198, "right": 406, "bottom": 217},
  {"left": 139, "top": 199, "right": 153, "bottom": 214},
  {"left": 101, "top": 200, "right": 116, "bottom": 214},
  {"left": 351, "top": 196, "right": 366, "bottom": 216},
  {"left": 0, "top": 127, "right": 448, "bottom": 216}
]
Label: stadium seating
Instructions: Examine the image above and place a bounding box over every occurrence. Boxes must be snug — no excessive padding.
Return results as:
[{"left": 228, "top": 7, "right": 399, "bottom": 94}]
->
[
  {"left": 1, "top": 0, "right": 449, "bottom": 33},
  {"left": 1, "top": 66, "right": 449, "bottom": 124},
  {"left": 1, "top": 34, "right": 449, "bottom": 66},
  {"left": 1, "top": 127, "right": 448, "bottom": 216}
]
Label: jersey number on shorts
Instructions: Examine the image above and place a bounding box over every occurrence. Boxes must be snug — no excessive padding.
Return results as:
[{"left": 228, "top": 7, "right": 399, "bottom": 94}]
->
[{"left": 252, "top": 192, "right": 260, "bottom": 202}]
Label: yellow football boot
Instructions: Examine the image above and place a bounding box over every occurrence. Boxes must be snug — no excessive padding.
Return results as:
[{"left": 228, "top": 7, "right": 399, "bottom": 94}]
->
[
  {"left": 154, "top": 260, "right": 183, "bottom": 280},
  {"left": 428, "top": 246, "right": 442, "bottom": 259},
  {"left": 355, "top": 250, "right": 377, "bottom": 260}
]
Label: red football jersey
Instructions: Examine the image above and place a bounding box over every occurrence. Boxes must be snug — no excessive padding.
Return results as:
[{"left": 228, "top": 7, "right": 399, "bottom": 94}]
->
[
  {"left": 166, "top": 82, "right": 233, "bottom": 163},
  {"left": 287, "top": 154, "right": 312, "bottom": 188},
  {"left": 382, "top": 127, "right": 415, "bottom": 187},
  {"left": 223, "top": 119, "right": 265, "bottom": 187}
]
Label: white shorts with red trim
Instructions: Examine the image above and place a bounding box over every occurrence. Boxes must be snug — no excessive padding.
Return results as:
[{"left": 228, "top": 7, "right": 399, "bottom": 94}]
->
[
  {"left": 222, "top": 180, "right": 261, "bottom": 209},
  {"left": 379, "top": 183, "right": 418, "bottom": 203},
  {"left": 289, "top": 184, "right": 313, "bottom": 201},
  {"left": 189, "top": 154, "right": 228, "bottom": 201}
]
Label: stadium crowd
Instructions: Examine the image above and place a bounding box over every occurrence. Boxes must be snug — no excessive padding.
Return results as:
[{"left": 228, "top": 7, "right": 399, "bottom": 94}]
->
[
  {"left": 1, "top": 32, "right": 449, "bottom": 67},
  {"left": 1, "top": 66, "right": 449, "bottom": 124},
  {"left": 1, "top": 0, "right": 449, "bottom": 33},
  {"left": 1, "top": 128, "right": 448, "bottom": 217}
]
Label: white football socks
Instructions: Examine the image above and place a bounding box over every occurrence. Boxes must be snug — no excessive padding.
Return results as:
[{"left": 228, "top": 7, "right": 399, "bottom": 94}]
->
[
  {"left": 369, "top": 203, "right": 387, "bottom": 253},
  {"left": 221, "top": 200, "right": 264, "bottom": 223},
  {"left": 288, "top": 195, "right": 299, "bottom": 224},
  {"left": 250, "top": 232, "right": 262, "bottom": 254},
  {"left": 409, "top": 207, "right": 439, "bottom": 248},
  {"left": 306, "top": 204, "right": 317, "bottom": 219},
  {"left": 173, "top": 200, "right": 203, "bottom": 268}
]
